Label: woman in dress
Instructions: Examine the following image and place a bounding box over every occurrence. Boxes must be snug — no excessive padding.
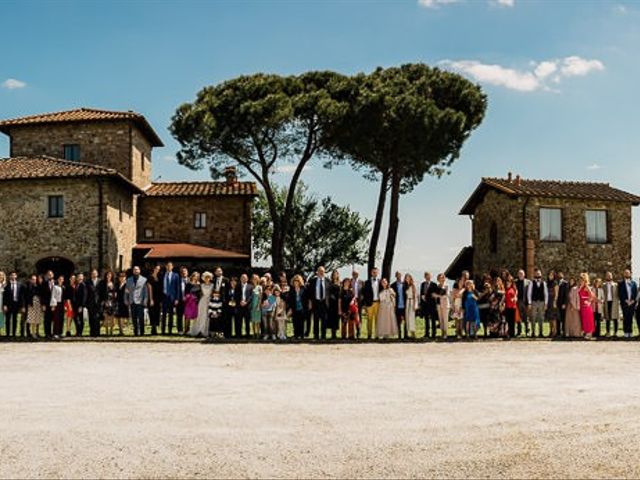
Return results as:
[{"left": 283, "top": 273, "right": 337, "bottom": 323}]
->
[
  {"left": 208, "top": 277, "right": 224, "bottom": 339},
  {"left": 404, "top": 273, "right": 417, "bottom": 338},
  {"left": 115, "top": 271, "right": 129, "bottom": 336},
  {"left": 26, "top": 274, "right": 44, "bottom": 339},
  {"left": 477, "top": 282, "right": 492, "bottom": 338},
  {"left": 189, "top": 271, "right": 213, "bottom": 337},
  {"left": 463, "top": 280, "right": 480, "bottom": 339},
  {"left": 434, "top": 273, "right": 450, "bottom": 339},
  {"left": 272, "top": 285, "right": 288, "bottom": 340},
  {"left": 578, "top": 273, "right": 596, "bottom": 339},
  {"left": 565, "top": 278, "right": 583, "bottom": 338},
  {"left": 101, "top": 271, "right": 117, "bottom": 336},
  {"left": 451, "top": 272, "right": 469, "bottom": 339},
  {"left": 250, "top": 275, "right": 263, "bottom": 339},
  {"left": 183, "top": 272, "right": 200, "bottom": 335},
  {"left": 338, "top": 278, "right": 355, "bottom": 340},
  {"left": 504, "top": 276, "right": 518, "bottom": 339},
  {"left": 288, "top": 275, "right": 307, "bottom": 340},
  {"left": 327, "top": 270, "right": 341, "bottom": 340},
  {"left": 63, "top": 274, "right": 77, "bottom": 337},
  {"left": 545, "top": 271, "right": 559, "bottom": 338},
  {"left": 0, "top": 271, "right": 6, "bottom": 335},
  {"left": 376, "top": 278, "right": 398, "bottom": 339},
  {"left": 487, "top": 278, "right": 505, "bottom": 337}
]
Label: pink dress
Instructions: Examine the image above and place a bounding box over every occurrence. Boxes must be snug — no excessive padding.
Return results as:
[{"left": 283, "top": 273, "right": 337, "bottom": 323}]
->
[{"left": 578, "top": 286, "right": 595, "bottom": 335}]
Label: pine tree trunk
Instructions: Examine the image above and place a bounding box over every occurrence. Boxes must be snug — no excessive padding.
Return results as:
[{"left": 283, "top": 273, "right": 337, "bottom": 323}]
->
[
  {"left": 382, "top": 169, "right": 401, "bottom": 281},
  {"left": 367, "top": 169, "right": 389, "bottom": 277}
]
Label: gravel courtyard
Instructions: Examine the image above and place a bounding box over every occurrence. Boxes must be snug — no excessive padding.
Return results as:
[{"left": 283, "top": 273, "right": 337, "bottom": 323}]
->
[{"left": 1, "top": 341, "right": 640, "bottom": 479}]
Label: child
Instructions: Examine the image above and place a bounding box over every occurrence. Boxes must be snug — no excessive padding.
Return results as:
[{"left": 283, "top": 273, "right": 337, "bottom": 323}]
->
[
  {"left": 261, "top": 285, "right": 276, "bottom": 340},
  {"left": 463, "top": 280, "right": 480, "bottom": 339},
  {"left": 273, "top": 286, "right": 288, "bottom": 340}
]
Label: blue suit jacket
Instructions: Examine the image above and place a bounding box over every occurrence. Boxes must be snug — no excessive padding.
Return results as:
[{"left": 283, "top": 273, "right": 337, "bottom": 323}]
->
[
  {"left": 161, "top": 271, "right": 180, "bottom": 302},
  {"left": 618, "top": 279, "right": 638, "bottom": 307}
]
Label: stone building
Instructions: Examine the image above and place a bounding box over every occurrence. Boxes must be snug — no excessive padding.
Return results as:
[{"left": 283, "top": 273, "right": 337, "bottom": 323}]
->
[
  {"left": 0, "top": 108, "right": 256, "bottom": 276},
  {"left": 447, "top": 173, "right": 640, "bottom": 280}
]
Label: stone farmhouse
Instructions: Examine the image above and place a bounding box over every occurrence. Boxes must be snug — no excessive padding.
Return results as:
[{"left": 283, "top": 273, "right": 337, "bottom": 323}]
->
[
  {"left": 0, "top": 108, "right": 256, "bottom": 277},
  {"left": 447, "top": 173, "right": 640, "bottom": 280}
]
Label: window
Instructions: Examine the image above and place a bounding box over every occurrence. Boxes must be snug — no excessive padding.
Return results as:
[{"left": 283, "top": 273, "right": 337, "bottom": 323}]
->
[
  {"left": 540, "top": 208, "right": 562, "bottom": 242},
  {"left": 586, "top": 210, "right": 608, "bottom": 243},
  {"left": 194, "top": 212, "right": 207, "bottom": 229},
  {"left": 144, "top": 228, "right": 154, "bottom": 239},
  {"left": 63, "top": 144, "right": 80, "bottom": 161},
  {"left": 118, "top": 255, "right": 124, "bottom": 272},
  {"left": 48, "top": 195, "right": 64, "bottom": 218},
  {"left": 118, "top": 200, "right": 123, "bottom": 222},
  {"left": 489, "top": 221, "right": 498, "bottom": 254},
  {"left": 141, "top": 152, "right": 145, "bottom": 171}
]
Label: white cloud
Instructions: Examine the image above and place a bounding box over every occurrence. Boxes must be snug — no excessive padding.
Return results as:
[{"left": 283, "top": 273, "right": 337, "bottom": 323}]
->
[
  {"left": 493, "top": 0, "right": 515, "bottom": 6},
  {"left": 587, "top": 163, "right": 602, "bottom": 170},
  {"left": 441, "top": 56, "right": 604, "bottom": 92},
  {"left": 534, "top": 61, "right": 557, "bottom": 79},
  {"left": 418, "top": 0, "right": 460, "bottom": 8},
  {"left": 560, "top": 56, "right": 605, "bottom": 77},
  {"left": 440, "top": 60, "right": 540, "bottom": 91},
  {"left": 2, "top": 78, "right": 26, "bottom": 90},
  {"left": 614, "top": 4, "right": 627, "bottom": 14}
]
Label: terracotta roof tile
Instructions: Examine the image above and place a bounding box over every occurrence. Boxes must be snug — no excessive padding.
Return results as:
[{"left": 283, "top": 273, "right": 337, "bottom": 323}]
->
[
  {"left": 0, "top": 107, "right": 163, "bottom": 147},
  {"left": 145, "top": 181, "right": 257, "bottom": 197},
  {"left": 460, "top": 176, "right": 640, "bottom": 214},
  {"left": 0, "top": 156, "right": 143, "bottom": 193},
  {"left": 134, "top": 242, "right": 249, "bottom": 259}
]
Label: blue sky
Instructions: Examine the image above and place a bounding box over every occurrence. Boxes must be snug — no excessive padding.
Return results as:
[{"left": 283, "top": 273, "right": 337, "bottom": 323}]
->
[{"left": 1, "top": 0, "right": 639, "bottom": 276}]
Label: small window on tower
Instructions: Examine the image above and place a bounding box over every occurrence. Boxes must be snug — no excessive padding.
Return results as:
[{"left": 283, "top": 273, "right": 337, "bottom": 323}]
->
[
  {"left": 144, "top": 228, "right": 154, "bottom": 239},
  {"left": 63, "top": 144, "right": 81, "bottom": 161}
]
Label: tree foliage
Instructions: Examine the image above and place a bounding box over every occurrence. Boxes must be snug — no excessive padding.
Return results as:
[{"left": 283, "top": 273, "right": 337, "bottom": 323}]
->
[
  {"left": 170, "top": 72, "right": 354, "bottom": 271},
  {"left": 253, "top": 183, "right": 370, "bottom": 275}
]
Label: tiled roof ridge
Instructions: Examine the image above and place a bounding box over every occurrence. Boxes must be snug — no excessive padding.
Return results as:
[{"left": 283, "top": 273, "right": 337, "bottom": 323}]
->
[
  {"left": 0, "top": 155, "right": 118, "bottom": 174},
  {"left": 0, "top": 107, "right": 142, "bottom": 124},
  {"left": 483, "top": 176, "right": 610, "bottom": 186}
]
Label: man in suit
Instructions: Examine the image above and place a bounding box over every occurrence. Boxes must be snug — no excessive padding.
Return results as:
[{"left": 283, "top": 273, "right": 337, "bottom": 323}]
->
[
  {"left": 210, "top": 266, "right": 230, "bottom": 337},
  {"left": 618, "top": 269, "right": 637, "bottom": 338},
  {"left": 160, "top": 262, "right": 180, "bottom": 335},
  {"left": 556, "top": 271, "right": 569, "bottom": 338},
  {"left": 3, "top": 271, "right": 24, "bottom": 338},
  {"left": 350, "top": 270, "right": 364, "bottom": 338},
  {"left": 420, "top": 272, "right": 438, "bottom": 339},
  {"left": 527, "top": 268, "right": 548, "bottom": 338},
  {"left": 235, "top": 273, "right": 253, "bottom": 338},
  {"left": 222, "top": 276, "right": 237, "bottom": 338},
  {"left": 40, "top": 270, "right": 55, "bottom": 338},
  {"left": 86, "top": 269, "right": 102, "bottom": 337},
  {"left": 307, "top": 266, "right": 331, "bottom": 340},
  {"left": 175, "top": 266, "right": 189, "bottom": 335},
  {"left": 391, "top": 271, "right": 407, "bottom": 339},
  {"left": 74, "top": 273, "right": 88, "bottom": 336},
  {"left": 362, "top": 267, "right": 381, "bottom": 340},
  {"left": 603, "top": 271, "right": 620, "bottom": 337},
  {"left": 125, "top": 266, "right": 148, "bottom": 336},
  {"left": 515, "top": 269, "right": 530, "bottom": 337}
]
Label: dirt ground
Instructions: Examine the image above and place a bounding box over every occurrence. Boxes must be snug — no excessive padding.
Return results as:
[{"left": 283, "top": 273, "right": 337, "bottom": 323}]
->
[{"left": 1, "top": 341, "right": 640, "bottom": 479}]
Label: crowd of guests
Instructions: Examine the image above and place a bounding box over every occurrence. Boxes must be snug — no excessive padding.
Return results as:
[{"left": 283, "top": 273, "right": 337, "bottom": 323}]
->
[{"left": 1, "top": 263, "right": 639, "bottom": 341}]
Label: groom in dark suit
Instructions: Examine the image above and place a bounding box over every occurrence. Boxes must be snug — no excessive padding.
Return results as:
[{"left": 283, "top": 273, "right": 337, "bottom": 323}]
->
[
  {"left": 618, "top": 269, "right": 638, "bottom": 338},
  {"left": 307, "top": 266, "right": 331, "bottom": 340},
  {"left": 161, "top": 262, "right": 180, "bottom": 335}
]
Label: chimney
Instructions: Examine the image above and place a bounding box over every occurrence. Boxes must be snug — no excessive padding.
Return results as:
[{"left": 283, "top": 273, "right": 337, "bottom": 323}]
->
[
  {"left": 515, "top": 174, "right": 521, "bottom": 187},
  {"left": 224, "top": 165, "right": 237, "bottom": 184},
  {"left": 507, "top": 171, "right": 513, "bottom": 183}
]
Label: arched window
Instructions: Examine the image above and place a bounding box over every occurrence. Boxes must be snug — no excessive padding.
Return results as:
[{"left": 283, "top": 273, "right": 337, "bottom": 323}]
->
[{"left": 490, "top": 221, "right": 498, "bottom": 254}]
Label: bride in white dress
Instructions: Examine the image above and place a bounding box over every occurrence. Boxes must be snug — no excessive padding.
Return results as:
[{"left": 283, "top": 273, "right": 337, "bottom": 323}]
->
[{"left": 189, "top": 271, "right": 213, "bottom": 337}]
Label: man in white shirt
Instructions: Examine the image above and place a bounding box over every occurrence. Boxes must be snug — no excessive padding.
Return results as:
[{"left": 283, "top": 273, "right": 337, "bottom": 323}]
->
[
  {"left": 603, "top": 271, "right": 619, "bottom": 337},
  {"left": 527, "top": 269, "right": 548, "bottom": 338}
]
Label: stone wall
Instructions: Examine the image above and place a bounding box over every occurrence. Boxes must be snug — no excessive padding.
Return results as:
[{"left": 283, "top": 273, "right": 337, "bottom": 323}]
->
[
  {"left": 137, "top": 195, "right": 252, "bottom": 255},
  {"left": 8, "top": 121, "right": 152, "bottom": 189},
  {"left": 472, "top": 190, "right": 633, "bottom": 279},
  {"left": 104, "top": 183, "right": 137, "bottom": 272},
  {"left": 130, "top": 126, "right": 152, "bottom": 188},
  {"left": 523, "top": 197, "right": 631, "bottom": 279},
  {"left": 0, "top": 178, "right": 137, "bottom": 276},
  {"left": 472, "top": 189, "right": 523, "bottom": 276}
]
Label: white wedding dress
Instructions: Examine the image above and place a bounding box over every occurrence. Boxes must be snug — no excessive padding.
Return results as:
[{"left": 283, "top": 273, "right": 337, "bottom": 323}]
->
[{"left": 189, "top": 283, "right": 212, "bottom": 336}]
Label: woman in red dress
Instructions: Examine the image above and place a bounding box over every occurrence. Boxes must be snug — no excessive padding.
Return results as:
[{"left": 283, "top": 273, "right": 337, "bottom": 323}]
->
[{"left": 578, "top": 273, "right": 596, "bottom": 339}]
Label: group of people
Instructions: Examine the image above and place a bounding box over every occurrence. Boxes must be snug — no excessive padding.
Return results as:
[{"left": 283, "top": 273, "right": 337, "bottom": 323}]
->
[{"left": 1, "top": 263, "right": 639, "bottom": 341}]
